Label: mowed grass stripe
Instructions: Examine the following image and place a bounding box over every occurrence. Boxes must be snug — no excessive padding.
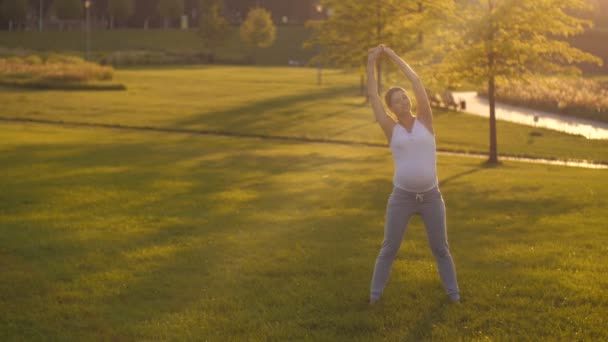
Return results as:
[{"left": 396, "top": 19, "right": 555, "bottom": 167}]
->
[
  {"left": 2, "top": 116, "right": 607, "bottom": 169},
  {"left": 1, "top": 66, "right": 607, "bottom": 164}
]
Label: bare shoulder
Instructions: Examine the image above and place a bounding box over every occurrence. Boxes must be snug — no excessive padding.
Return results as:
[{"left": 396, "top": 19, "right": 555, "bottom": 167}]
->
[
  {"left": 418, "top": 120, "right": 435, "bottom": 135},
  {"left": 416, "top": 106, "right": 434, "bottom": 135}
]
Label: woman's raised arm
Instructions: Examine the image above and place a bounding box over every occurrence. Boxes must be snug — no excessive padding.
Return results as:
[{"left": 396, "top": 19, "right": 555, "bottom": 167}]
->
[
  {"left": 382, "top": 47, "right": 434, "bottom": 134},
  {"left": 367, "top": 47, "right": 396, "bottom": 142}
]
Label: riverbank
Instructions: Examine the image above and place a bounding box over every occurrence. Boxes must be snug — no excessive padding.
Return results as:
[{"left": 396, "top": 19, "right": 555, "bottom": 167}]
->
[{"left": 453, "top": 91, "right": 608, "bottom": 140}]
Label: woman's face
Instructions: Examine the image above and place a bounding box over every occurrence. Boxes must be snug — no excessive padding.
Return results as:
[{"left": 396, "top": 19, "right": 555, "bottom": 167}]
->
[{"left": 390, "top": 90, "right": 412, "bottom": 116}]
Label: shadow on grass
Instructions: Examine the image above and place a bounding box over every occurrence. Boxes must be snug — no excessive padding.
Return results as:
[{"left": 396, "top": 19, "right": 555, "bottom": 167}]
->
[
  {"left": 1, "top": 130, "right": 602, "bottom": 340},
  {"left": 174, "top": 84, "right": 359, "bottom": 132},
  {"left": 0, "top": 133, "right": 388, "bottom": 339}
]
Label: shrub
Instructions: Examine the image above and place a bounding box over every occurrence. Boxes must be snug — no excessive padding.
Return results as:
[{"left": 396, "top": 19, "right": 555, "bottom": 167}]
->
[
  {"left": 24, "top": 55, "right": 43, "bottom": 65},
  {"left": 45, "top": 54, "right": 86, "bottom": 65},
  {"left": 0, "top": 54, "right": 117, "bottom": 88}
]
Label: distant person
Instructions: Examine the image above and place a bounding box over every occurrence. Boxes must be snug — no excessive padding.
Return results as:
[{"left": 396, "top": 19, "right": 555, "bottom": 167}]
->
[{"left": 367, "top": 45, "right": 460, "bottom": 304}]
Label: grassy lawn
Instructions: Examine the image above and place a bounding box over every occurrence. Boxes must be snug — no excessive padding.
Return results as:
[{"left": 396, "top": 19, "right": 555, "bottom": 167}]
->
[
  {"left": 0, "top": 66, "right": 607, "bottom": 163},
  {"left": 1, "top": 121, "right": 607, "bottom": 340},
  {"left": 0, "top": 27, "right": 315, "bottom": 66}
]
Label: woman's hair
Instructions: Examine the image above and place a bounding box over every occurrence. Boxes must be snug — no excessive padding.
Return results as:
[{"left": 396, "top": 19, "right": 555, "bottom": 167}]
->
[{"left": 384, "top": 87, "right": 407, "bottom": 110}]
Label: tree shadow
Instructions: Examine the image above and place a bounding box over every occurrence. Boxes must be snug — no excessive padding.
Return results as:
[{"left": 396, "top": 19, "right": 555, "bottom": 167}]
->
[
  {"left": 174, "top": 85, "right": 359, "bottom": 133},
  {"left": 2, "top": 126, "right": 602, "bottom": 339}
]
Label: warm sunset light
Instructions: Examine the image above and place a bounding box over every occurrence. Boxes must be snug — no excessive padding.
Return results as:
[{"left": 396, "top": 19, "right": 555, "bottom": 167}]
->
[{"left": 0, "top": 0, "right": 607, "bottom": 341}]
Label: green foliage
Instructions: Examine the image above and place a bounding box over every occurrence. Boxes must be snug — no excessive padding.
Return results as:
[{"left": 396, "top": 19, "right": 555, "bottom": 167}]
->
[
  {"left": 52, "top": 0, "right": 83, "bottom": 21},
  {"left": 198, "top": 0, "right": 230, "bottom": 53},
  {"left": 108, "top": 0, "right": 134, "bottom": 27},
  {"left": 434, "top": 0, "right": 603, "bottom": 85},
  {"left": 157, "top": 0, "right": 184, "bottom": 28},
  {"left": 425, "top": 0, "right": 604, "bottom": 163},
  {"left": 239, "top": 7, "right": 277, "bottom": 50},
  {"left": 305, "top": 0, "right": 453, "bottom": 70},
  {"left": 0, "top": 54, "right": 121, "bottom": 90},
  {"left": 45, "top": 53, "right": 90, "bottom": 64},
  {"left": 23, "top": 55, "right": 43, "bottom": 65}
]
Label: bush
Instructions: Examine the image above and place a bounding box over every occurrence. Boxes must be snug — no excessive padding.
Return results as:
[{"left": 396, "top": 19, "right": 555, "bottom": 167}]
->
[
  {"left": 479, "top": 77, "right": 608, "bottom": 123},
  {"left": 45, "top": 53, "right": 87, "bottom": 64},
  {"left": 23, "top": 55, "right": 43, "bottom": 65},
  {"left": 0, "top": 54, "right": 120, "bottom": 89}
]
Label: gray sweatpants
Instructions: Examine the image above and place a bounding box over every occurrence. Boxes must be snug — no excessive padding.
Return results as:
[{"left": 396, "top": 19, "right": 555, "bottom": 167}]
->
[{"left": 370, "top": 186, "right": 460, "bottom": 301}]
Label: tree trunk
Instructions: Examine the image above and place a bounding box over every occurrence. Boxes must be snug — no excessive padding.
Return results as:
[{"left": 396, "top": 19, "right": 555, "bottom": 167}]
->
[
  {"left": 487, "top": 0, "right": 498, "bottom": 164},
  {"left": 376, "top": 0, "right": 382, "bottom": 94},
  {"left": 488, "top": 75, "right": 498, "bottom": 164},
  {"left": 418, "top": 2, "right": 423, "bottom": 44}
]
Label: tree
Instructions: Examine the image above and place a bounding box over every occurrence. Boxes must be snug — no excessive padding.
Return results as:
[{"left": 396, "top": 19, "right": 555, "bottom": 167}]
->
[
  {"left": 108, "top": 0, "right": 134, "bottom": 29},
  {"left": 198, "top": 0, "right": 230, "bottom": 62},
  {"left": 433, "top": 0, "right": 602, "bottom": 164},
  {"left": 239, "top": 7, "right": 276, "bottom": 64},
  {"left": 1, "top": 0, "right": 28, "bottom": 31},
  {"left": 158, "top": 0, "right": 184, "bottom": 29},
  {"left": 305, "top": 0, "right": 453, "bottom": 94},
  {"left": 52, "top": 0, "right": 83, "bottom": 21}
]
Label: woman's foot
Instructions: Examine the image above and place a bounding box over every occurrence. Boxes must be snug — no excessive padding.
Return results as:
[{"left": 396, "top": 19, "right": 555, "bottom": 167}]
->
[{"left": 449, "top": 294, "right": 461, "bottom": 304}]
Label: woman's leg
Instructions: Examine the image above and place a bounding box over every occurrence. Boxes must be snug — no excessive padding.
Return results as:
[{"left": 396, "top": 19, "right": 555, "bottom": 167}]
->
[
  {"left": 370, "top": 188, "right": 414, "bottom": 302},
  {"left": 420, "top": 190, "right": 460, "bottom": 301}
]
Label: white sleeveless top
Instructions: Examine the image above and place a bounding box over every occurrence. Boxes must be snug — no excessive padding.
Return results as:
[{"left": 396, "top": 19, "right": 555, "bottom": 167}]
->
[{"left": 389, "top": 120, "right": 438, "bottom": 192}]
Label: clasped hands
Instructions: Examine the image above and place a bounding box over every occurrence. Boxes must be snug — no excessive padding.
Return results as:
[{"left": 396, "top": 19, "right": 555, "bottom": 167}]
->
[{"left": 368, "top": 44, "right": 395, "bottom": 63}]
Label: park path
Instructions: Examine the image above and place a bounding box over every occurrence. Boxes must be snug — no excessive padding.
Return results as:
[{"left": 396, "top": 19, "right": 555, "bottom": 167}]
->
[
  {"left": 1, "top": 117, "right": 606, "bottom": 169},
  {"left": 453, "top": 91, "right": 608, "bottom": 140}
]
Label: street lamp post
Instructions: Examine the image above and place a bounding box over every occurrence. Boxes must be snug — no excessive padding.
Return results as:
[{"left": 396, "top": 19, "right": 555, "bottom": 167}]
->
[
  {"left": 39, "top": 0, "right": 43, "bottom": 31},
  {"left": 84, "top": 0, "right": 92, "bottom": 61},
  {"left": 315, "top": 4, "right": 323, "bottom": 85}
]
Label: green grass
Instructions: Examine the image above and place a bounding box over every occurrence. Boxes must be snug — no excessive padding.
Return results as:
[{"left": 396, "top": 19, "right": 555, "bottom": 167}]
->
[
  {"left": 0, "top": 66, "right": 606, "bottom": 163},
  {"left": 0, "top": 27, "right": 316, "bottom": 66},
  {"left": 1, "top": 120, "right": 607, "bottom": 340}
]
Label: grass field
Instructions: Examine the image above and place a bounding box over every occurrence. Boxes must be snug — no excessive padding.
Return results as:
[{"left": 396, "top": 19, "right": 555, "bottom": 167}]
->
[
  {"left": 1, "top": 118, "right": 607, "bottom": 340},
  {"left": 0, "top": 27, "right": 316, "bottom": 66},
  {"left": 1, "top": 66, "right": 607, "bottom": 164}
]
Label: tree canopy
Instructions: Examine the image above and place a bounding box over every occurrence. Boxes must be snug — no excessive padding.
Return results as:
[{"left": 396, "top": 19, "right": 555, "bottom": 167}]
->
[
  {"left": 434, "top": 0, "right": 603, "bottom": 163},
  {"left": 305, "top": 0, "right": 454, "bottom": 92},
  {"left": 240, "top": 7, "right": 277, "bottom": 63},
  {"left": 306, "top": 0, "right": 603, "bottom": 163},
  {"left": 199, "top": 0, "right": 230, "bottom": 58}
]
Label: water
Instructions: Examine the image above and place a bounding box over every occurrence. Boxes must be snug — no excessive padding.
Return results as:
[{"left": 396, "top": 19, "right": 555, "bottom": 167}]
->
[{"left": 452, "top": 91, "right": 608, "bottom": 140}]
